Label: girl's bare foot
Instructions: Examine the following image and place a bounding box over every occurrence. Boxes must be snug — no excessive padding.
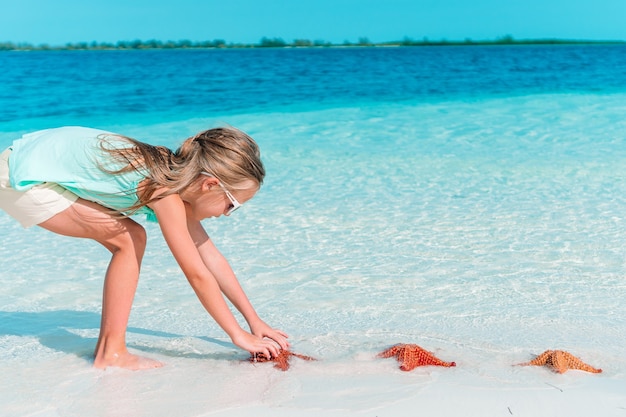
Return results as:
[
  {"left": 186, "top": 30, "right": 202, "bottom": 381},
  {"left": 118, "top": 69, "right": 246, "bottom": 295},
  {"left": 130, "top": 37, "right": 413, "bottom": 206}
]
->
[{"left": 94, "top": 351, "right": 163, "bottom": 370}]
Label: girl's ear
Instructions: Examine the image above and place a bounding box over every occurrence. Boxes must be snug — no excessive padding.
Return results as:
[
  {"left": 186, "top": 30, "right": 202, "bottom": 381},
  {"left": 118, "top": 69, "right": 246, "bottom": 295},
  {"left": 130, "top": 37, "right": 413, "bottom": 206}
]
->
[{"left": 200, "top": 175, "right": 220, "bottom": 191}]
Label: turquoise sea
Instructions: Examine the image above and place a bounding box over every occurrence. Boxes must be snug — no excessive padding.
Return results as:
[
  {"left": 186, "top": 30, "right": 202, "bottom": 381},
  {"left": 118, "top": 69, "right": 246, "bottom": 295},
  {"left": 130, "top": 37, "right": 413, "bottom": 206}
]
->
[{"left": 1, "top": 45, "right": 626, "bottom": 416}]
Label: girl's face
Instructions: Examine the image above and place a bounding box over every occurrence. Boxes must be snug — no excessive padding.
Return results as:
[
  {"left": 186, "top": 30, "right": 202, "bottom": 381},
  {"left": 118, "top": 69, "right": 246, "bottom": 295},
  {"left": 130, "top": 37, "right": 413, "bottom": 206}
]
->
[{"left": 184, "top": 176, "right": 258, "bottom": 220}]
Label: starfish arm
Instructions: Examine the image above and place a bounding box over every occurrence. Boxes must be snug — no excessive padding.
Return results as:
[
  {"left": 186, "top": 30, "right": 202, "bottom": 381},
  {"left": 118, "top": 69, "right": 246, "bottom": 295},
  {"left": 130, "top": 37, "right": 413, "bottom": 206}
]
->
[
  {"left": 526, "top": 350, "right": 553, "bottom": 366},
  {"left": 273, "top": 355, "right": 290, "bottom": 371},
  {"left": 378, "top": 345, "right": 402, "bottom": 359},
  {"left": 292, "top": 352, "right": 316, "bottom": 362},
  {"left": 429, "top": 357, "right": 457, "bottom": 367},
  {"left": 399, "top": 348, "right": 420, "bottom": 371},
  {"left": 561, "top": 351, "right": 603, "bottom": 373},
  {"left": 575, "top": 363, "right": 603, "bottom": 373}
]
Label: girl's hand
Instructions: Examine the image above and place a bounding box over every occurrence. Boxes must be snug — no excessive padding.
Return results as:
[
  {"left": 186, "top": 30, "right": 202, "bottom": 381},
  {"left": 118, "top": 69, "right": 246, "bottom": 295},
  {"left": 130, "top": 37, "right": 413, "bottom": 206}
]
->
[
  {"left": 231, "top": 331, "right": 282, "bottom": 358},
  {"left": 250, "top": 320, "right": 290, "bottom": 351}
]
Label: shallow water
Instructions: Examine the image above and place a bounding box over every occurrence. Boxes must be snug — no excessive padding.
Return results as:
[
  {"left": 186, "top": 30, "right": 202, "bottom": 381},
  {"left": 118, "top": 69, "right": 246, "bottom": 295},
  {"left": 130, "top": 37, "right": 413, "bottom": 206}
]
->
[{"left": 1, "top": 46, "right": 626, "bottom": 416}]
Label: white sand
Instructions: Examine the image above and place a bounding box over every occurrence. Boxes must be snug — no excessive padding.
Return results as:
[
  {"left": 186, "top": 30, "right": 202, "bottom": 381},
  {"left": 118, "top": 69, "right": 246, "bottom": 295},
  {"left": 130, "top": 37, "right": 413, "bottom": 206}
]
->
[{"left": 2, "top": 345, "right": 623, "bottom": 417}]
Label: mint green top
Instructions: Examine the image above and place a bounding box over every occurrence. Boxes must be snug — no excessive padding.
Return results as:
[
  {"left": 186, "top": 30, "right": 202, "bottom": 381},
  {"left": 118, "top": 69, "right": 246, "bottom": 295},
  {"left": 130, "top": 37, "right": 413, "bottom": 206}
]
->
[{"left": 9, "top": 126, "right": 157, "bottom": 221}]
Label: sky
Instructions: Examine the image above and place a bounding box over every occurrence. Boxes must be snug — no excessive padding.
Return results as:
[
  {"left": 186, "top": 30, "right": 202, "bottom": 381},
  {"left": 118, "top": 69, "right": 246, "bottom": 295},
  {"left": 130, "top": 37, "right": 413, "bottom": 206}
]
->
[{"left": 1, "top": 0, "right": 625, "bottom": 46}]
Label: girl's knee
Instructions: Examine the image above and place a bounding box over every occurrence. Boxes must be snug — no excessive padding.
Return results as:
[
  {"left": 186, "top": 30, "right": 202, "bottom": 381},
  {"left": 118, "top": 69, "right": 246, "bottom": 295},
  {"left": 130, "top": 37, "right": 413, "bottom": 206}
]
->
[
  {"left": 126, "top": 220, "right": 147, "bottom": 251},
  {"left": 107, "top": 220, "right": 147, "bottom": 254}
]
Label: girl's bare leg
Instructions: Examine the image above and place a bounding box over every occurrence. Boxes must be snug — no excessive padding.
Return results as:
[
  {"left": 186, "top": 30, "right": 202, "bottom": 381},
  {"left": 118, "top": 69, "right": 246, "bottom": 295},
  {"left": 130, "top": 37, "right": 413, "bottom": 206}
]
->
[{"left": 39, "top": 198, "right": 162, "bottom": 370}]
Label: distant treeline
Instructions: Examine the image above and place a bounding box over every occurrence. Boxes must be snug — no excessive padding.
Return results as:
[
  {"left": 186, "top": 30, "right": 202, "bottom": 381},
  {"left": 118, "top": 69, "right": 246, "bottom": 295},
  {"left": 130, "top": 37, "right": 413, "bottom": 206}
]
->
[{"left": 1, "top": 35, "right": 624, "bottom": 51}]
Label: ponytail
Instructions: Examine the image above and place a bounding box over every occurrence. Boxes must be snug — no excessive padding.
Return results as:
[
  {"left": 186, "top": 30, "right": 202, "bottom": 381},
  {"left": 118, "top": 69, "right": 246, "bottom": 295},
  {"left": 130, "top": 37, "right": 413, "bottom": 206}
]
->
[{"left": 99, "top": 127, "right": 264, "bottom": 213}]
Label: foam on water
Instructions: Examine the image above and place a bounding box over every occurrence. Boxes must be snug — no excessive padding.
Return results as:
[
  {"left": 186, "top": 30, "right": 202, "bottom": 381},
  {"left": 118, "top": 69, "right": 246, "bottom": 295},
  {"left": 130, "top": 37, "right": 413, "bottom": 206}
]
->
[{"left": 2, "top": 93, "right": 626, "bottom": 416}]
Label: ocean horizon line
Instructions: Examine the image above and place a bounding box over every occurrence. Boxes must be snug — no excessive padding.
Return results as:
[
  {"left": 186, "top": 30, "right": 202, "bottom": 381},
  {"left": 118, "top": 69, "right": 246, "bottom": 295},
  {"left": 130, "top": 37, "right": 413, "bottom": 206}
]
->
[{"left": 2, "top": 35, "right": 625, "bottom": 52}]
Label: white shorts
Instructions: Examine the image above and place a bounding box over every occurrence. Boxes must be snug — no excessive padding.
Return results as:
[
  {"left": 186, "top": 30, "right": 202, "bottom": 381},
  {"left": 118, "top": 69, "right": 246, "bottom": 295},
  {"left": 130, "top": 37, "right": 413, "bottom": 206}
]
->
[{"left": 0, "top": 147, "right": 79, "bottom": 228}]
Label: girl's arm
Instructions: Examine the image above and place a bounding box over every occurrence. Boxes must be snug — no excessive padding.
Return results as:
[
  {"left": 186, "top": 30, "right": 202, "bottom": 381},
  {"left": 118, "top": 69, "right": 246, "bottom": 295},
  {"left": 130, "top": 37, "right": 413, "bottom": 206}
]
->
[
  {"left": 185, "top": 215, "right": 290, "bottom": 350},
  {"left": 149, "top": 194, "right": 281, "bottom": 358}
]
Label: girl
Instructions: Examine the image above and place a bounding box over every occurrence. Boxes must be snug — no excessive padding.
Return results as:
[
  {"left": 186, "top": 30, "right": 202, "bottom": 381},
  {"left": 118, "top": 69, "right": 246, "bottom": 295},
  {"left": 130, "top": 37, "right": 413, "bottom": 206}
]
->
[{"left": 0, "top": 126, "right": 289, "bottom": 370}]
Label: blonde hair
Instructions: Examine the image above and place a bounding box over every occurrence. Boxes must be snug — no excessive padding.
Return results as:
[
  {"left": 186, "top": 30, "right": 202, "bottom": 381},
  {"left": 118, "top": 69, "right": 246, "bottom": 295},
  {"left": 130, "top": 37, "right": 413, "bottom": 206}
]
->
[{"left": 101, "top": 127, "right": 265, "bottom": 213}]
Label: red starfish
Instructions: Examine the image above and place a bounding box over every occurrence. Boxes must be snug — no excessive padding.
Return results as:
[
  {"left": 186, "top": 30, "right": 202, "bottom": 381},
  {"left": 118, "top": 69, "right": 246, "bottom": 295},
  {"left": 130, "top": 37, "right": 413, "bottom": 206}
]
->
[
  {"left": 378, "top": 343, "right": 456, "bottom": 371},
  {"left": 519, "top": 350, "right": 602, "bottom": 374},
  {"left": 249, "top": 350, "right": 317, "bottom": 371}
]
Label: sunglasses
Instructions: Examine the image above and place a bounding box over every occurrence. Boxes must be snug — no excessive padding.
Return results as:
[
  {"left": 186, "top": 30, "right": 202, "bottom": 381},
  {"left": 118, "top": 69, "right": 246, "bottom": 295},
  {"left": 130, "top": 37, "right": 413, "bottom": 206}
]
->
[{"left": 201, "top": 172, "right": 243, "bottom": 216}]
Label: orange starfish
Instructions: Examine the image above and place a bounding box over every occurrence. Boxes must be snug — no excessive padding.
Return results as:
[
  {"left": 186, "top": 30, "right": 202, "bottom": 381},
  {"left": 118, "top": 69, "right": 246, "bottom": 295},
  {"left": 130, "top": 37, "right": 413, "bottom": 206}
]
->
[
  {"left": 519, "top": 350, "right": 602, "bottom": 374},
  {"left": 249, "top": 350, "right": 317, "bottom": 371},
  {"left": 378, "top": 343, "right": 456, "bottom": 371}
]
